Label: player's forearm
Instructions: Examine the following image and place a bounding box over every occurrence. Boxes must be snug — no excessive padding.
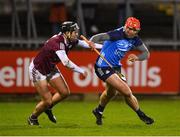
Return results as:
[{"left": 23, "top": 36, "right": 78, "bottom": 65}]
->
[
  {"left": 56, "top": 50, "right": 85, "bottom": 74},
  {"left": 137, "top": 51, "right": 150, "bottom": 61},
  {"left": 78, "top": 40, "right": 103, "bottom": 49},
  {"left": 65, "top": 60, "right": 85, "bottom": 74},
  {"left": 136, "top": 44, "right": 150, "bottom": 61},
  {"left": 90, "top": 33, "right": 110, "bottom": 43}
]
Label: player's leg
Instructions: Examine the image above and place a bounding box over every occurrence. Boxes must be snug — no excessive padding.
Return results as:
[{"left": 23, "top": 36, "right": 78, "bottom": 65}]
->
[
  {"left": 93, "top": 83, "right": 117, "bottom": 125},
  {"left": 28, "top": 80, "right": 52, "bottom": 125},
  {"left": 100, "top": 83, "right": 117, "bottom": 107},
  {"left": 106, "top": 73, "right": 154, "bottom": 125},
  {"left": 49, "top": 73, "right": 70, "bottom": 105},
  {"left": 44, "top": 73, "right": 70, "bottom": 123}
]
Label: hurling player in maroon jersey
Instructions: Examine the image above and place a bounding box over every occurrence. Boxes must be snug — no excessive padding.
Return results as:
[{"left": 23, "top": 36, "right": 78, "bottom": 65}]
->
[{"left": 28, "top": 21, "right": 102, "bottom": 125}]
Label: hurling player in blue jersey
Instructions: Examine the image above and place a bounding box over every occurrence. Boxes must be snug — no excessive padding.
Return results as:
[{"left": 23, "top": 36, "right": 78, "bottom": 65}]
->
[{"left": 90, "top": 17, "right": 154, "bottom": 125}]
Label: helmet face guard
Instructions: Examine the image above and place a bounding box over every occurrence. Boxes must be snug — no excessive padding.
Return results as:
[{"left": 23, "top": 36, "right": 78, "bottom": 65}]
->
[
  {"left": 61, "top": 21, "right": 79, "bottom": 33},
  {"left": 125, "top": 17, "right": 141, "bottom": 31},
  {"left": 70, "top": 23, "right": 79, "bottom": 32}
]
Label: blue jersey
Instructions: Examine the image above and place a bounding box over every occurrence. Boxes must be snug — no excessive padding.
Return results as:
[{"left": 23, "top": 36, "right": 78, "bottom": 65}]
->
[{"left": 96, "top": 27, "right": 143, "bottom": 67}]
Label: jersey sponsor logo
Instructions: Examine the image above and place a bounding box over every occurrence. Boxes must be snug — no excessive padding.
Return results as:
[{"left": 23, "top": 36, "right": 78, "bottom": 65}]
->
[{"left": 120, "top": 40, "right": 133, "bottom": 49}]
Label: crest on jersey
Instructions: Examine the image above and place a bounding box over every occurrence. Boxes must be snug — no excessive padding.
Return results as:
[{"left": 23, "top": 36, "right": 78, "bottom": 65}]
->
[{"left": 59, "top": 42, "right": 65, "bottom": 50}]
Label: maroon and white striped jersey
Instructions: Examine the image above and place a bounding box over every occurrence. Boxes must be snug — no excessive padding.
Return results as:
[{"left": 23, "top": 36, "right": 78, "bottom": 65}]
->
[{"left": 33, "top": 34, "right": 78, "bottom": 75}]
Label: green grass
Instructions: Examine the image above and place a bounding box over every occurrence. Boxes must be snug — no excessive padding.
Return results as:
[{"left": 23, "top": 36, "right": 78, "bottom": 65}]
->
[{"left": 0, "top": 98, "right": 180, "bottom": 136}]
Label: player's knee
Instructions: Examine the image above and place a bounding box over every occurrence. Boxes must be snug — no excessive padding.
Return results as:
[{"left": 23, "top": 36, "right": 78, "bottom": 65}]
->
[
  {"left": 107, "top": 91, "right": 116, "bottom": 98},
  {"left": 123, "top": 91, "right": 132, "bottom": 98},
  {"left": 61, "top": 89, "right": 70, "bottom": 98},
  {"left": 44, "top": 99, "right": 52, "bottom": 107},
  {"left": 56, "top": 87, "right": 70, "bottom": 97},
  {"left": 62, "top": 92, "right": 70, "bottom": 98}
]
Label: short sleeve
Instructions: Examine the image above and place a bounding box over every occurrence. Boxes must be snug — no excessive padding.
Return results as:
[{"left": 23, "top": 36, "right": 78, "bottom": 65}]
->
[
  {"left": 107, "top": 28, "right": 124, "bottom": 41},
  {"left": 134, "top": 37, "right": 143, "bottom": 47}
]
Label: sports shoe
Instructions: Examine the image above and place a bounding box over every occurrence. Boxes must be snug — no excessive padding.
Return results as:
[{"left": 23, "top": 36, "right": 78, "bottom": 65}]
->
[
  {"left": 28, "top": 116, "right": 39, "bottom": 125},
  {"left": 44, "top": 109, "right": 57, "bottom": 123},
  {"left": 92, "top": 108, "right": 103, "bottom": 125},
  {"left": 139, "top": 113, "right": 154, "bottom": 125}
]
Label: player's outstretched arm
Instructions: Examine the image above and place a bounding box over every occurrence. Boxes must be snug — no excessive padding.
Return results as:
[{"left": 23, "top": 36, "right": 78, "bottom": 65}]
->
[
  {"left": 90, "top": 33, "right": 110, "bottom": 43},
  {"left": 56, "top": 50, "right": 85, "bottom": 75},
  {"left": 78, "top": 39, "right": 103, "bottom": 49}
]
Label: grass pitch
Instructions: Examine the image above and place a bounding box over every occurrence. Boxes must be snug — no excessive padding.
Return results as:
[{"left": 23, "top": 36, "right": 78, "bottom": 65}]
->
[{"left": 0, "top": 97, "right": 180, "bottom": 136}]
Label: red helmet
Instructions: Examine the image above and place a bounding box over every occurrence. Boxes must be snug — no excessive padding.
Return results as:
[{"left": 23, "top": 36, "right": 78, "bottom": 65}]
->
[{"left": 125, "top": 17, "right": 141, "bottom": 30}]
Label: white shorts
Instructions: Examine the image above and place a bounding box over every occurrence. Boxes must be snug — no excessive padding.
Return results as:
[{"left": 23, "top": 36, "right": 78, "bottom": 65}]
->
[{"left": 29, "top": 61, "right": 61, "bottom": 82}]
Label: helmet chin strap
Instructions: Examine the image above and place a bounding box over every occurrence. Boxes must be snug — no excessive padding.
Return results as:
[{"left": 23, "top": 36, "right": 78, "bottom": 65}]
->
[{"left": 63, "top": 32, "right": 70, "bottom": 42}]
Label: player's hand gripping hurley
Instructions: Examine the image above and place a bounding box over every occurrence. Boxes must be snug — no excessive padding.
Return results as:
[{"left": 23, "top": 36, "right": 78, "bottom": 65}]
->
[{"left": 80, "top": 35, "right": 126, "bottom": 81}]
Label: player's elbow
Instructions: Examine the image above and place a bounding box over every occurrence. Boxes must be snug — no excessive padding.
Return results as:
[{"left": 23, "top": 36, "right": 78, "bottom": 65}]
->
[
  {"left": 142, "top": 50, "right": 150, "bottom": 60},
  {"left": 90, "top": 36, "right": 96, "bottom": 42},
  {"left": 146, "top": 51, "right": 150, "bottom": 59}
]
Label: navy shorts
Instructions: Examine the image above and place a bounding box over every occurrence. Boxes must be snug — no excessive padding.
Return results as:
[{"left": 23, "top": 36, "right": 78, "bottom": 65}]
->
[{"left": 94, "top": 64, "right": 121, "bottom": 82}]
